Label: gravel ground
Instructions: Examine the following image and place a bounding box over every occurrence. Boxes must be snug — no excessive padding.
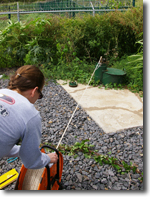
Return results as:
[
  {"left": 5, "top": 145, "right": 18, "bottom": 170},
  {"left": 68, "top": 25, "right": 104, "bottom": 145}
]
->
[{"left": 0, "top": 78, "right": 143, "bottom": 190}]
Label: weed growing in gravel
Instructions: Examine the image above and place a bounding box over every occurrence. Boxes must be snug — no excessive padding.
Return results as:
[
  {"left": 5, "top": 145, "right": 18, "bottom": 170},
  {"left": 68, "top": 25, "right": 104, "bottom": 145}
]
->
[{"left": 42, "top": 139, "right": 143, "bottom": 182}]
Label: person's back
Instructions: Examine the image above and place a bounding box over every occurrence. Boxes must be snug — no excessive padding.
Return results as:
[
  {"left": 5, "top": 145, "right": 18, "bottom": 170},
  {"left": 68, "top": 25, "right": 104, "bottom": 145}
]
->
[
  {"left": 0, "top": 65, "right": 58, "bottom": 169},
  {"left": 0, "top": 88, "right": 40, "bottom": 158}
]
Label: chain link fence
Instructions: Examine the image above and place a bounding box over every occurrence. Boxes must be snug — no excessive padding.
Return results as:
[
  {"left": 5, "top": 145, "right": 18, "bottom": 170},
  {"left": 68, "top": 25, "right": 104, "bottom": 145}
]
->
[{"left": 0, "top": 0, "right": 135, "bottom": 20}]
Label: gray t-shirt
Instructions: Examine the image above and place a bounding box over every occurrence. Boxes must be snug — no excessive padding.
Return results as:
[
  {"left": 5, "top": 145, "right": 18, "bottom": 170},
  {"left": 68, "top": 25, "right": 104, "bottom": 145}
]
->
[{"left": 0, "top": 89, "right": 50, "bottom": 169}]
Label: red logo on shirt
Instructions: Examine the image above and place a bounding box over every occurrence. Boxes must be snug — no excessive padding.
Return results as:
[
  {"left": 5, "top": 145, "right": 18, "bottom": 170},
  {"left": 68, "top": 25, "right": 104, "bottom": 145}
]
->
[{"left": 0, "top": 93, "right": 15, "bottom": 105}]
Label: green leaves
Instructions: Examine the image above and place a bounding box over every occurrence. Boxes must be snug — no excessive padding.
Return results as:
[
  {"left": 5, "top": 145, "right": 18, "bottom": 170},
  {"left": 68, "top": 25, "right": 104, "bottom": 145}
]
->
[
  {"left": 0, "top": 7, "right": 143, "bottom": 95},
  {"left": 73, "top": 139, "right": 90, "bottom": 153},
  {"left": 45, "top": 139, "right": 142, "bottom": 181},
  {"left": 110, "top": 34, "right": 143, "bottom": 94}
]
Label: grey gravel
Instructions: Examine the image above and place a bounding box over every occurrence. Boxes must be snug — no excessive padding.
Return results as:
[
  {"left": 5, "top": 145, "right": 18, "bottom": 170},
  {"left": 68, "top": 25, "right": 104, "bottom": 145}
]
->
[{"left": 0, "top": 79, "right": 143, "bottom": 190}]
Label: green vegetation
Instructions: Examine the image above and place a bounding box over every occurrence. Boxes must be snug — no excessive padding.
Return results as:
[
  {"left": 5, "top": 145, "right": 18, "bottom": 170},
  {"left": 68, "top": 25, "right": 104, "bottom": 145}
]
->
[
  {"left": 110, "top": 33, "right": 143, "bottom": 94},
  {"left": 43, "top": 139, "right": 143, "bottom": 182},
  {"left": 0, "top": 0, "right": 46, "bottom": 3},
  {"left": 0, "top": 5, "right": 143, "bottom": 94}
]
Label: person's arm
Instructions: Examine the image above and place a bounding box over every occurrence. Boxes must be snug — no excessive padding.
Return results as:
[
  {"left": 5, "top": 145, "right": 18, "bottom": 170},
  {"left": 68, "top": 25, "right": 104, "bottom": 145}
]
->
[
  {"left": 19, "top": 114, "right": 51, "bottom": 169},
  {"left": 5, "top": 145, "right": 21, "bottom": 157}
]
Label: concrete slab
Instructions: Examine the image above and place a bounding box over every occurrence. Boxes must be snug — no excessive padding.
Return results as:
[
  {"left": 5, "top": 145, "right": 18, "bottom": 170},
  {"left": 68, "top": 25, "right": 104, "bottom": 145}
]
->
[{"left": 57, "top": 80, "right": 143, "bottom": 133}]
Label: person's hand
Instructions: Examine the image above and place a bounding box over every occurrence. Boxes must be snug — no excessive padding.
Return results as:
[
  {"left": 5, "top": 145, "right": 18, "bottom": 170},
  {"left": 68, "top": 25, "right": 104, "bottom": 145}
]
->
[{"left": 48, "top": 153, "right": 58, "bottom": 163}]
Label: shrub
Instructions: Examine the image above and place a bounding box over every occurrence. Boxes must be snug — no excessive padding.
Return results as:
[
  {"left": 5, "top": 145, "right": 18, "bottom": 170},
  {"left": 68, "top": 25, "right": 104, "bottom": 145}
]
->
[
  {"left": 111, "top": 33, "right": 143, "bottom": 92},
  {"left": 52, "top": 6, "right": 143, "bottom": 63},
  {"left": 0, "top": 6, "right": 143, "bottom": 70},
  {"left": 0, "top": 20, "right": 29, "bottom": 68},
  {"left": 24, "top": 17, "right": 62, "bottom": 66}
]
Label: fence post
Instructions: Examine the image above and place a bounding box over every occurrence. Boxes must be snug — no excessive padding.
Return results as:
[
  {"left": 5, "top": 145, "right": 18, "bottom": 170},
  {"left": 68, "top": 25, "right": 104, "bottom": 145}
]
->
[
  {"left": 8, "top": 6, "right": 11, "bottom": 20},
  {"left": 17, "top": 2, "right": 20, "bottom": 22},
  {"left": 132, "top": 0, "right": 135, "bottom": 7},
  {"left": 73, "top": 2, "right": 75, "bottom": 18},
  {"left": 90, "top": 1, "right": 95, "bottom": 17}
]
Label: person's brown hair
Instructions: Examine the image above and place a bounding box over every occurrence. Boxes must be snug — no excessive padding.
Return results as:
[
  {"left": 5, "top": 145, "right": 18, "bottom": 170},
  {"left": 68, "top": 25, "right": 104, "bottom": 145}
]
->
[{"left": 8, "top": 65, "right": 45, "bottom": 92}]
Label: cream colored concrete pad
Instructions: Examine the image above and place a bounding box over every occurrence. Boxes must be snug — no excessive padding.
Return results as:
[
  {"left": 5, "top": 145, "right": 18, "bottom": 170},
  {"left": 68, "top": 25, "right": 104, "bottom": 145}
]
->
[{"left": 57, "top": 80, "right": 143, "bottom": 133}]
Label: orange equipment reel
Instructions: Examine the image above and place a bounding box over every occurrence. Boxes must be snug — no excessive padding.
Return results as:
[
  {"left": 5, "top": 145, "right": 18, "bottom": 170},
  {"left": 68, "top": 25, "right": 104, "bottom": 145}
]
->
[{"left": 15, "top": 145, "right": 63, "bottom": 190}]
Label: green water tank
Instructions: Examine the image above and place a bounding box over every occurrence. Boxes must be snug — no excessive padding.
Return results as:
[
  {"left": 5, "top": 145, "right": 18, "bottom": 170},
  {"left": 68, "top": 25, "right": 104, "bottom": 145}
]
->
[
  {"left": 102, "top": 68, "right": 126, "bottom": 85},
  {"left": 94, "top": 63, "right": 107, "bottom": 83}
]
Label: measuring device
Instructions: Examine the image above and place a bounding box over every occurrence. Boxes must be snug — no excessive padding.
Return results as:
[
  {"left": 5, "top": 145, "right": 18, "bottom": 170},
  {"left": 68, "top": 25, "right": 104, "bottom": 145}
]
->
[{"left": 0, "top": 169, "right": 18, "bottom": 189}]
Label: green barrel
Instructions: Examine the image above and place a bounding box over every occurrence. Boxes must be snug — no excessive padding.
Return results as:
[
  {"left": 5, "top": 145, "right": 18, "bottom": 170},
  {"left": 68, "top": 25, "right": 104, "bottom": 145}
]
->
[
  {"left": 94, "top": 63, "right": 107, "bottom": 83},
  {"left": 102, "top": 68, "right": 126, "bottom": 85}
]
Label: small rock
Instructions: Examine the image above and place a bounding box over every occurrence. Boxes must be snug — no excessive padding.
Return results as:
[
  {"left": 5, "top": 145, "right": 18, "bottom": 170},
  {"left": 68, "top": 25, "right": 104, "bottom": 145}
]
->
[
  {"left": 108, "top": 132, "right": 116, "bottom": 136},
  {"left": 95, "top": 172, "right": 100, "bottom": 179},
  {"left": 83, "top": 175, "right": 89, "bottom": 181},
  {"left": 101, "top": 178, "right": 107, "bottom": 184},
  {"left": 110, "top": 138, "right": 113, "bottom": 143},
  {"left": 100, "top": 184, "right": 105, "bottom": 190},
  {"left": 91, "top": 184, "right": 98, "bottom": 190},
  {"left": 101, "top": 146, "right": 107, "bottom": 152},
  {"left": 108, "top": 170, "right": 114, "bottom": 176},
  {"left": 66, "top": 174, "right": 71, "bottom": 181},
  {"left": 110, "top": 176, "right": 118, "bottom": 183},
  {"left": 112, "top": 185, "right": 121, "bottom": 190},
  {"left": 76, "top": 172, "right": 82, "bottom": 182},
  {"left": 64, "top": 181, "right": 69, "bottom": 186}
]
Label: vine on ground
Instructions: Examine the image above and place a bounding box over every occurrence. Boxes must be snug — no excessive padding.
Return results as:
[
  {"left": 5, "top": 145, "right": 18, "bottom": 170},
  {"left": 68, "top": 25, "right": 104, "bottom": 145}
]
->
[{"left": 42, "top": 139, "right": 143, "bottom": 182}]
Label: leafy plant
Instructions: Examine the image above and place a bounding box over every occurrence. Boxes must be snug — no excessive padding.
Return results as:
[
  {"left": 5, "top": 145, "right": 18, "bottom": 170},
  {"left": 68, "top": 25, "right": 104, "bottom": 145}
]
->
[
  {"left": 0, "top": 20, "right": 28, "bottom": 68},
  {"left": 0, "top": 7, "right": 143, "bottom": 94},
  {"left": 42, "top": 139, "right": 143, "bottom": 181},
  {"left": 127, "top": 33, "right": 143, "bottom": 70},
  {"left": 110, "top": 33, "right": 143, "bottom": 94}
]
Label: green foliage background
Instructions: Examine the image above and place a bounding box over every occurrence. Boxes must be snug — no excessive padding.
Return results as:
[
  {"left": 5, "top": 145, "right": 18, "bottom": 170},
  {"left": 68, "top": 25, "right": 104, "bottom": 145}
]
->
[
  {"left": 0, "top": 6, "right": 143, "bottom": 92},
  {"left": 0, "top": 0, "right": 45, "bottom": 3}
]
